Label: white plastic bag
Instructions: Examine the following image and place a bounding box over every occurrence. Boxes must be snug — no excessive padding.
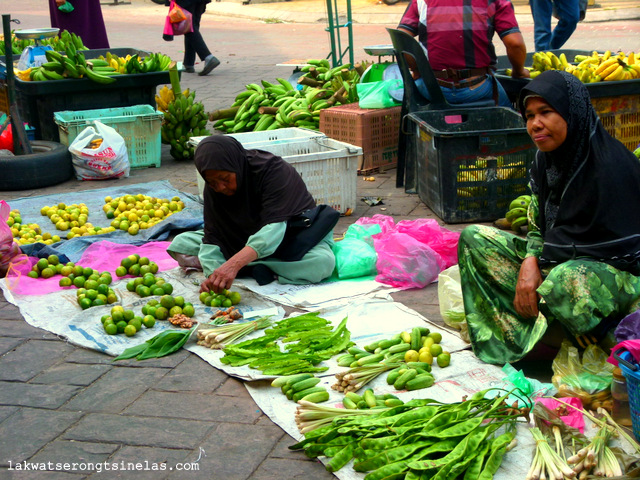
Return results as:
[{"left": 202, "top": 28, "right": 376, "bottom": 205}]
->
[
  {"left": 437, "top": 265, "right": 470, "bottom": 343},
  {"left": 69, "top": 121, "right": 130, "bottom": 180}
]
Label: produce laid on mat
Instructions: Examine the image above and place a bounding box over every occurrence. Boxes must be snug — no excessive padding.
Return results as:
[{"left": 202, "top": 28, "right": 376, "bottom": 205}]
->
[{"left": 7, "top": 193, "right": 186, "bottom": 246}]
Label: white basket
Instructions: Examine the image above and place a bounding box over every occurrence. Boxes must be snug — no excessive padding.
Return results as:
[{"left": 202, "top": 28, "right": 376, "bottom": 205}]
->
[
  {"left": 194, "top": 135, "right": 361, "bottom": 214},
  {"left": 188, "top": 127, "right": 325, "bottom": 149}
]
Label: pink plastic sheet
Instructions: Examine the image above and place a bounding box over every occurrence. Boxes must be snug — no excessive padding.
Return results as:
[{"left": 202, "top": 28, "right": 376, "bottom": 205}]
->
[
  {"left": 536, "top": 397, "right": 586, "bottom": 433},
  {"left": 6, "top": 240, "right": 178, "bottom": 296}
]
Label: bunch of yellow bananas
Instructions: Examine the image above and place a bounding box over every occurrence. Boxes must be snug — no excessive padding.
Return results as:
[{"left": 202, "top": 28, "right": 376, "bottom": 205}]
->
[{"left": 506, "top": 50, "right": 640, "bottom": 83}]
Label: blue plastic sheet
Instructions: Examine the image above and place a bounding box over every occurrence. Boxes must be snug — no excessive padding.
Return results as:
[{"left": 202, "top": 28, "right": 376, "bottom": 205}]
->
[{"left": 6, "top": 180, "right": 204, "bottom": 262}]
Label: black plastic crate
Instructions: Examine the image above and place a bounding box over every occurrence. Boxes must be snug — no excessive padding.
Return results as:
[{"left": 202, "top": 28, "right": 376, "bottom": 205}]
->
[
  {"left": 0, "top": 48, "right": 172, "bottom": 142},
  {"left": 407, "top": 107, "right": 536, "bottom": 223}
]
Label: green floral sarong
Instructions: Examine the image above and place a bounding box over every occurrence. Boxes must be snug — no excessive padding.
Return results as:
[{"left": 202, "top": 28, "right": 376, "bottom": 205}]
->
[{"left": 457, "top": 224, "right": 640, "bottom": 365}]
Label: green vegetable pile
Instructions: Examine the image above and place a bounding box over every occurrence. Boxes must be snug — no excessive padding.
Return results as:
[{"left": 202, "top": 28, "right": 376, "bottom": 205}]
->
[
  {"left": 220, "top": 312, "right": 353, "bottom": 375},
  {"left": 291, "top": 388, "right": 530, "bottom": 478}
]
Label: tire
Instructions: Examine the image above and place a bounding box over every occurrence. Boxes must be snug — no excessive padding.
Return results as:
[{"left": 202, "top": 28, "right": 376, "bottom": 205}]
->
[
  {"left": 382, "top": 0, "right": 402, "bottom": 4},
  {"left": 0, "top": 141, "right": 74, "bottom": 191}
]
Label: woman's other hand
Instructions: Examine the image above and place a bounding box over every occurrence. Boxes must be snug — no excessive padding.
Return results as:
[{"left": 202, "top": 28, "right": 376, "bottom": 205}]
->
[
  {"left": 199, "top": 245, "right": 258, "bottom": 294},
  {"left": 514, "top": 256, "right": 542, "bottom": 318}
]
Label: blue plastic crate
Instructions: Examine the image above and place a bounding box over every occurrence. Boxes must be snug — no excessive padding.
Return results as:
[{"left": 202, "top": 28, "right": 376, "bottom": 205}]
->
[
  {"left": 53, "top": 104, "right": 163, "bottom": 169},
  {"left": 614, "top": 348, "right": 640, "bottom": 441}
]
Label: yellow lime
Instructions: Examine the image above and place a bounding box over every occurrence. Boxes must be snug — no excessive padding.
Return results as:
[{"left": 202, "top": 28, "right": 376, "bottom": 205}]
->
[
  {"left": 419, "top": 350, "right": 434, "bottom": 364},
  {"left": 404, "top": 350, "right": 419, "bottom": 363},
  {"left": 169, "top": 305, "right": 183, "bottom": 317},
  {"left": 40, "top": 267, "right": 55, "bottom": 279},
  {"left": 124, "top": 325, "right": 137, "bottom": 337}
]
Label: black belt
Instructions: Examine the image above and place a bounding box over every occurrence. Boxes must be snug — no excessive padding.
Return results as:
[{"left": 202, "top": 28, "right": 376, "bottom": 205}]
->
[
  {"left": 436, "top": 75, "right": 488, "bottom": 89},
  {"left": 432, "top": 67, "right": 492, "bottom": 81}
]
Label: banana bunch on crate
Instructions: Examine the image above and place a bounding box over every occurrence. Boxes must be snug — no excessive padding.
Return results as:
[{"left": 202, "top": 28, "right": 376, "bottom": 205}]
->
[
  {"left": 503, "top": 195, "right": 531, "bottom": 233},
  {"left": 96, "top": 52, "right": 174, "bottom": 75},
  {"left": 209, "top": 58, "right": 366, "bottom": 134},
  {"left": 159, "top": 88, "right": 210, "bottom": 161},
  {"left": 27, "top": 47, "right": 117, "bottom": 84},
  {"left": 505, "top": 50, "right": 640, "bottom": 83}
]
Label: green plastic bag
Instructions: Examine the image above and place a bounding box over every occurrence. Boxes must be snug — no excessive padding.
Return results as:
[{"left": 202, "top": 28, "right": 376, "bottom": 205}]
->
[
  {"left": 58, "top": 2, "right": 75, "bottom": 12},
  {"left": 356, "top": 79, "right": 403, "bottom": 109}
]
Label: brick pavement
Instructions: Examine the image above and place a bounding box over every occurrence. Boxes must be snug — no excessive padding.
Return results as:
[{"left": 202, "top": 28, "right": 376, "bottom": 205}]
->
[{"left": 2, "top": 1, "right": 640, "bottom": 479}]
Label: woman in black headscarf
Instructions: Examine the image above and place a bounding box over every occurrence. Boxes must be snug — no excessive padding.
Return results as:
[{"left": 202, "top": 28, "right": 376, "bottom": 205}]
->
[
  {"left": 168, "top": 136, "right": 337, "bottom": 293},
  {"left": 456, "top": 70, "right": 640, "bottom": 365}
]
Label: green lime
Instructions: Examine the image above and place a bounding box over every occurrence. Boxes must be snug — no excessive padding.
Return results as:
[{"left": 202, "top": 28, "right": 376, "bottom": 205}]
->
[
  {"left": 85, "top": 289, "right": 98, "bottom": 301},
  {"left": 59, "top": 277, "right": 72, "bottom": 287},
  {"left": 169, "top": 305, "right": 182, "bottom": 317},
  {"left": 182, "top": 304, "right": 195, "bottom": 317},
  {"left": 142, "top": 315, "right": 156, "bottom": 328},
  {"left": 229, "top": 291, "right": 242, "bottom": 305},
  {"left": 116, "top": 321, "right": 128, "bottom": 334},
  {"left": 123, "top": 310, "right": 135, "bottom": 321},
  {"left": 173, "top": 296, "right": 185, "bottom": 307},
  {"left": 115, "top": 266, "right": 127, "bottom": 277},
  {"left": 141, "top": 304, "right": 149, "bottom": 315},
  {"left": 73, "top": 276, "right": 86, "bottom": 288},
  {"left": 147, "top": 299, "right": 159, "bottom": 306},
  {"left": 128, "top": 264, "right": 141, "bottom": 277},
  {"left": 97, "top": 283, "right": 110, "bottom": 295},
  {"left": 107, "top": 292, "right": 118, "bottom": 304},
  {"left": 100, "top": 314, "right": 111, "bottom": 324},
  {"left": 40, "top": 267, "right": 55, "bottom": 279},
  {"left": 154, "top": 306, "right": 169, "bottom": 320},
  {"left": 428, "top": 332, "right": 443, "bottom": 344},
  {"left": 222, "top": 298, "right": 233, "bottom": 308},
  {"left": 136, "top": 285, "right": 151, "bottom": 297},
  {"left": 160, "top": 295, "right": 175, "bottom": 309},
  {"left": 84, "top": 279, "right": 99, "bottom": 291},
  {"left": 437, "top": 353, "right": 451, "bottom": 368},
  {"left": 161, "top": 282, "right": 173, "bottom": 294},
  {"left": 104, "top": 323, "right": 118, "bottom": 335},
  {"left": 124, "top": 325, "right": 137, "bottom": 337},
  {"left": 47, "top": 254, "right": 59, "bottom": 266},
  {"left": 138, "top": 256, "right": 150, "bottom": 266},
  {"left": 139, "top": 265, "right": 152, "bottom": 276},
  {"left": 78, "top": 297, "right": 92, "bottom": 310},
  {"left": 126, "top": 280, "right": 136, "bottom": 292},
  {"left": 146, "top": 306, "right": 157, "bottom": 318},
  {"left": 36, "top": 258, "right": 49, "bottom": 271},
  {"left": 128, "top": 318, "right": 142, "bottom": 331},
  {"left": 199, "top": 291, "right": 209, "bottom": 304},
  {"left": 91, "top": 298, "right": 106, "bottom": 307},
  {"left": 82, "top": 267, "right": 93, "bottom": 277},
  {"left": 143, "top": 275, "right": 156, "bottom": 287},
  {"left": 149, "top": 262, "right": 159, "bottom": 274},
  {"left": 111, "top": 310, "right": 125, "bottom": 323},
  {"left": 27, "top": 271, "right": 39, "bottom": 279},
  {"left": 152, "top": 287, "right": 165, "bottom": 296}
]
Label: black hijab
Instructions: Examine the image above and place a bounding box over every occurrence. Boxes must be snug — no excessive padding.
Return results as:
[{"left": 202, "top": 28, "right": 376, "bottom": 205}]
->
[
  {"left": 519, "top": 70, "right": 640, "bottom": 272},
  {"left": 195, "top": 136, "right": 315, "bottom": 259}
]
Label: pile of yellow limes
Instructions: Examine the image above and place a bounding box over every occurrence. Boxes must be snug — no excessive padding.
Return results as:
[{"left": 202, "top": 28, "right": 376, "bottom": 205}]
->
[
  {"left": 103, "top": 194, "right": 184, "bottom": 236},
  {"left": 101, "top": 306, "right": 155, "bottom": 336}
]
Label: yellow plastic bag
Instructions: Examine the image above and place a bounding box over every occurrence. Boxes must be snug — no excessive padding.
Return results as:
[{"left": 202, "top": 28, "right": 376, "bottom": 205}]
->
[
  {"left": 551, "top": 340, "right": 614, "bottom": 411},
  {"left": 437, "top": 265, "right": 469, "bottom": 343}
]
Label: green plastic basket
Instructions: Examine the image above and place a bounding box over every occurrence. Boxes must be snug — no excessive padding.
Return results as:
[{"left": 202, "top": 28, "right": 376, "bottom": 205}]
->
[{"left": 54, "top": 105, "right": 163, "bottom": 169}]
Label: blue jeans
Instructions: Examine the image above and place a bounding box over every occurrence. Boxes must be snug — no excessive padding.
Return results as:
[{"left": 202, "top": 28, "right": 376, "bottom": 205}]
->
[
  {"left": 415, "top": 75, "right": 513, "bottom": 109},
  {"left": 530, "top": 0, "right": 580, "bottom": 51}
]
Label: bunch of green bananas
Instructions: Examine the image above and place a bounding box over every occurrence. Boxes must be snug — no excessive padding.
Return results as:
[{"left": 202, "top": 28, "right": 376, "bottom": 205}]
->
[
  {"left": 28, "top": 48, "right": 115, "bottom": 84},
  {"left": 161, "top": 91, "right": 210, "bottom": 160},
  {"left": 123, "top": 53, "right": 173, "bottom": 74},
  {"left": 0, "top": 29, "right": 87, "bottom": 56},
  {"left": 505, "top": 195, "right": 531, "bottom": 233},
  {"left": 210, "top": 58, "right": 366, "bottom": 134}
]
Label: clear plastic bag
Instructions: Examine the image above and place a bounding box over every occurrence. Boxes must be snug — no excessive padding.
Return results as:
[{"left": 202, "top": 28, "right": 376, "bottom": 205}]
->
[
  {"left": 69, "top": 121, "right": 130, "bottom": 180},
  {"left": 552, "top": 340, "right": 614, "bottom": 410},
  {"left": 0, "top": 201, "right": 29, "bottom": 278},
  {"left": 437, "top": 265, "right": 469, "bottom": 342}
]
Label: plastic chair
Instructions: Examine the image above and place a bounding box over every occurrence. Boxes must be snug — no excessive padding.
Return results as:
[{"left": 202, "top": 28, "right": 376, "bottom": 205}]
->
[{"left": 386, "top": 28, "right": 494, "bottom": 190}]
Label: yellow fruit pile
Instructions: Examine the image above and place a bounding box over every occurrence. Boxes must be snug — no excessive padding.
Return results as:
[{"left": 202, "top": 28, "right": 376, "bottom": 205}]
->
[
  {"left": 103, "top": 194, "right": 184, "bottom": 236},
  {"left": 508, "top": 50, "right": 640, "bottom": 83},
  {"left": 7, "top": 209, "right": 57, "bottom": 246},
  {"left": 41, "top": 203, "right": 115, "bottom": 240}
]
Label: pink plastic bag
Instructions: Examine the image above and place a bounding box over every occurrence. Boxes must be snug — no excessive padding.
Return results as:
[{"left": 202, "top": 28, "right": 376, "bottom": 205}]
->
[
  {"left": 396, "top": 218, "right": 460, "bottom": 269},
  {"left": 536, "top": 397, "right": 586, "bottom": 433},
  {"left": 355, "top": 214, "right": 396, "bottom": 235},
  {"left": 6, "top": 240, "right": 179, "bottom": 296},
  {"left": 163, "top": 1, "right": 193, "bottom": 37},
  {"left": 0, "top": 201, "right": 29, "bottom": 278},
  {"left": 373, "top": 232, "right": 443, "bottom": 289}
]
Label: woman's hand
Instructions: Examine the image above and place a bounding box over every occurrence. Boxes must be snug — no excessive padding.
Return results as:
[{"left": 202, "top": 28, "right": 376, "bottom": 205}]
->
[
  {"left": 199, "top": 245, "right": 258, "bottom": 294},
  {"left": 56, "top": 0, "right": 67, "bottom": 6},
  {"left": 200, "top": 261, "right": 239, "bottom": 294},
  {"left": 514, "top": 256, "right": 543, "bottom": 318}
]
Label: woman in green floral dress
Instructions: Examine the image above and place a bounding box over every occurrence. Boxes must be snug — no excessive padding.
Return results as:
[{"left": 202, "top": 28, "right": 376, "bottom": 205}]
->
[{"left": 458, "top": 70, "right": 640, "bottom": 365}]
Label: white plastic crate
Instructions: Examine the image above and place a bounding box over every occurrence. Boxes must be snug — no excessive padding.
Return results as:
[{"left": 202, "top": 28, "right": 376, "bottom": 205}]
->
[
  {"left": 189, "top": 127, "right": 325, "bottom": 150},
  {"left": 193, "top": 135, "right": 361, "bottom": 214}
]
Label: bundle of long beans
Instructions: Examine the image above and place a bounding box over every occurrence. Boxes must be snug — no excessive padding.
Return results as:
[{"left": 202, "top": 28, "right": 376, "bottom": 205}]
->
[{"left": 290, "top": 388, "right": 527, "bottom": 477}]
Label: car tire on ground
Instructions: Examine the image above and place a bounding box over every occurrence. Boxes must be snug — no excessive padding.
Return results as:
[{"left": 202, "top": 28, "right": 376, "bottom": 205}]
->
[{"left": 0, "top": 141, "right": 74, "bottom": 191}]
